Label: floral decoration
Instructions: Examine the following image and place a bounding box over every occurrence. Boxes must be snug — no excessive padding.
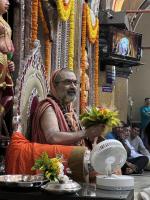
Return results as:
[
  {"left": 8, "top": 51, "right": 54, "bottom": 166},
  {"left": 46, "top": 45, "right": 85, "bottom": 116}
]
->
[
  {"left": 56, "top": 0, "right": 75, "bottom": 70},
  {"left": 39, "top": 1, "right": 51, "bottom": 80},
  {"left": 56, "top": 0, "right": 73, "bottom": 21},
  {"left": 80, "top": 3, "right": 87, "bottom": 113},
  {"left": 86, "top": 4, "right": 99, "bottom": 44},
  {"left": 31, "top": 0, "right": 39, "bottom": 45},
  {"left": 80, "top": 3, "right": 100, "bottom": 111},
  {"left": 32, "top": 152, "right": 67, "bottom": 182},
  {"left": 68, "top": 0, "right": 74, "bottom": 70},
  {"left": 80, "top": 106, "right": 120, "bottom": 128}
]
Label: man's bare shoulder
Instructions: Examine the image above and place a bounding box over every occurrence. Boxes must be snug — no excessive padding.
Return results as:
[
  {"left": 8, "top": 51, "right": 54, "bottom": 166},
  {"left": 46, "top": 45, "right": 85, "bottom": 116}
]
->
[
  {"left": 42, "top": 105, "right": 57, "bottom": 120},
  {"left": 40, "top": 105, "right": 60, "bottom": 132}
]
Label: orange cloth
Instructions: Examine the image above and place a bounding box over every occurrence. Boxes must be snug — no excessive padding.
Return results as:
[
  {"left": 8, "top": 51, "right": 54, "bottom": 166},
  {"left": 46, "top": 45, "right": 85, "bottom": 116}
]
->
[{"left": 5, "top": 132, "right": 75, "bottom": 175}]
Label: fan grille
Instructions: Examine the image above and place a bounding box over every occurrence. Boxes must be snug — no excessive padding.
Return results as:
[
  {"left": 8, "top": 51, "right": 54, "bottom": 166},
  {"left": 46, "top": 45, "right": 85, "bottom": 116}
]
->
[{"left": 90, "top": 139, "right": 127, "bottom": 174}]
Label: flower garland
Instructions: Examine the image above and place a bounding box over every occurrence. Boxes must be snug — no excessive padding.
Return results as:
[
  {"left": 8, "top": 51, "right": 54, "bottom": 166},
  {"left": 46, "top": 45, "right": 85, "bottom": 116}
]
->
[
  {"left": 80, "top": 3, "right": 100, "bottom": 111},
  {"left": 31, "top": 0, "right": 39, "bottom": 45},
  {"left": 56, "top": 0, "right": 73, "bottom": 21},
  {"left": 68, "top": 0, "right": 74, "bottom": 70},
  {"left": 56, "top": 0, "right": 75, "bottom": 70},
  {"left": 80, "top": 3, "right": 87, "bottom": 113},
  {"left": 39, "top": 1, "right": 51, "bottom": 80},
  {"left": 86, "top": 4, "right": 99, "bottom": 44}
]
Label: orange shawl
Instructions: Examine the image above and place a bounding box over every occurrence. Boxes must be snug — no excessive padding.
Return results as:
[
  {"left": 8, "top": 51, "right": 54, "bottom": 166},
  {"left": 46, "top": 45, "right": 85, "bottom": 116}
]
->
[
  {"left": 5, "top": 132, "right": 86, "bottom": 182},
  {"left": 6, "top": 132, "right": 75, "bottom": 175}
]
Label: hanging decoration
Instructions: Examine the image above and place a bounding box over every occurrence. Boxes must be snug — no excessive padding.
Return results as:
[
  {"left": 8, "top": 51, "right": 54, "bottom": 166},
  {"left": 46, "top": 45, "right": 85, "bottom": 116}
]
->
[
  {"left": 86, "top": 4, "right": 99, "bottom": 44},
  {"left": 80, "top": 3, "right": 100, "bottom": 111},
  {"left": 80, "top": 3, "right": 87, "bottom": 113},
  {"left": 56, "top": 0, "right": 73, "bottom": 21},
  {"left": 56, "top": 0, "right": 75, "bottom": 70},
  {"left": 39, "top": 1, "right": 51, "bottom": 80},
  {"left": 31, "top": 0, "right": 39, "bottom": 45},
  {"left": 68, "top": 0, "right": 74, "bottom": 70}
]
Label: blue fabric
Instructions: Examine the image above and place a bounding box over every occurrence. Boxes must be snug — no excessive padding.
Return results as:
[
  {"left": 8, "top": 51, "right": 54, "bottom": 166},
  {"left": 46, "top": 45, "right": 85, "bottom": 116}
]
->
[
  {"left": 140, "top": 106, "right": 150, "bottom": 129},
  {"left": 105, "top": 132, "right": 117, "bottom": 139}
]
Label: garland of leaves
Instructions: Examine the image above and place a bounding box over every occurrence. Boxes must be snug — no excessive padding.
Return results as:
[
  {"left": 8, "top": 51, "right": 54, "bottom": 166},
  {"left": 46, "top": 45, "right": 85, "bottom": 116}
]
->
[
  {"left": 39, "top": 1, "right": 51, "bottom": 80},
  {"left": 56, "top": 0, "right": 75, "bottom": 70}
]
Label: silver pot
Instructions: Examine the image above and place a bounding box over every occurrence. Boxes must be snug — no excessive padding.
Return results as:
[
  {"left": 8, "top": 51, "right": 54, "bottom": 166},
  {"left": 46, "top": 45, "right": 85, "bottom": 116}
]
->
[{"left": 41, "top": 180, "right": 81, "bottom": 194}]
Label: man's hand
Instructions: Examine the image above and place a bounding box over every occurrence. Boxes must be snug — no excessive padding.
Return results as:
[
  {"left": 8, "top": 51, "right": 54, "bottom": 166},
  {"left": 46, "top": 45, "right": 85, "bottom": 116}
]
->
[
  {"left": 8, "top": 61, "right": 15, "bottom": 72},
  {"left": 85, "top": 124, "right": 106, "bottom": 142}
]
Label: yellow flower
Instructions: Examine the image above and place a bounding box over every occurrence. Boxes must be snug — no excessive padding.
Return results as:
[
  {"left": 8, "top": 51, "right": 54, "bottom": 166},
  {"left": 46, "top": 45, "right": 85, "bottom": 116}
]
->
[
  {"left": 32, "top": 153, "right": 64, "bottom": 182},
  {"left": 56, "top": 0, "right": 73, "bottom": 21},
  {"left": 80, "top": 106, "right": 121, "bottom": 128},
  {"left": 56, "top": 0, "right": 75, "bottom": 70},
  {"left": 86, "top": 4, "right": 99, "bottom": 43}
]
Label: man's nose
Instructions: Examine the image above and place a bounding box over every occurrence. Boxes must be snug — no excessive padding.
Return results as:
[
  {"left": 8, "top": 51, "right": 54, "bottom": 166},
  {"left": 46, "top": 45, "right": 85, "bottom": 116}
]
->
[{"left": 70, "top": 82, "right": 77, "bottom": 88}]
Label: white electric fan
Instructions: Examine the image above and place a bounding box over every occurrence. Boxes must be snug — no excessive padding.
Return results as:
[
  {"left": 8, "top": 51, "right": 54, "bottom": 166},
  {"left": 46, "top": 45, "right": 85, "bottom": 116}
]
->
[{"left": 90, "top": 139, "right": 134, "bottom": 190}]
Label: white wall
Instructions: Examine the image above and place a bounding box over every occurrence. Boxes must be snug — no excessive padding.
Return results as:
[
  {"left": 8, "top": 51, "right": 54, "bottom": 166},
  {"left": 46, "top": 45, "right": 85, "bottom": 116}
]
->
[{"left": 128, "top": 10, "right": 150, "bottom": 122}]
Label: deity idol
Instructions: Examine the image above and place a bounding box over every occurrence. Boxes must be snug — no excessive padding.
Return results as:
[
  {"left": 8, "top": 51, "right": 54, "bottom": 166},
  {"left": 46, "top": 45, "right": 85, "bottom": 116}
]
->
[{"left": 0, "top": 0, "right": 15, "bottom": 136}]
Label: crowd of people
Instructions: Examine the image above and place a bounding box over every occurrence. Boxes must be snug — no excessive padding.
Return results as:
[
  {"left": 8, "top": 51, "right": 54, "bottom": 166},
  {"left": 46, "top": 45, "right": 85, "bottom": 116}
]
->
[{"left": 106, "top": 121, "right": 150, "bottom": 175}]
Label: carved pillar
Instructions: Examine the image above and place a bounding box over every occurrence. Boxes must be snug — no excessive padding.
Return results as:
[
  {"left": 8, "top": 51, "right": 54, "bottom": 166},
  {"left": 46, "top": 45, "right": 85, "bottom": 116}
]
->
[
  {"left": 13, "top": 0, "right": 25, "bottom": 83},
  {"left": 24, "top": 0, "right": 32, "bottom": 57}
]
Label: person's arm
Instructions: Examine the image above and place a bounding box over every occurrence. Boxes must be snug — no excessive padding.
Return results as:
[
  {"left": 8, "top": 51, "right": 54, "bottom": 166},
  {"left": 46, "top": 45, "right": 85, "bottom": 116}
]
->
[
  {"left": 141, "top": 107, "right": 150, "bottom": 117},
  {"left": 40, "top": 106, "right": 85, "bottom": 145},
  {"left": 40, "top": 106, "right": 106, "bottom": 145},
  {"left": 120, "top": 140, "right": 131, "bottom": 158},
  {"left": 137, "top": 136, "right": 150, "bottom": 156}
]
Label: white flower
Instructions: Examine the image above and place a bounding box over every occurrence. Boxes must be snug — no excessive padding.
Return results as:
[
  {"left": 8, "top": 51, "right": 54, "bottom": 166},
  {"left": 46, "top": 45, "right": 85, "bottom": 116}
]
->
[
  {"left": 58, "top": 175, "right": 69, "bottom": 183},
  {"left": 58, "top": 162, "right": 64, "bottom": 177}
]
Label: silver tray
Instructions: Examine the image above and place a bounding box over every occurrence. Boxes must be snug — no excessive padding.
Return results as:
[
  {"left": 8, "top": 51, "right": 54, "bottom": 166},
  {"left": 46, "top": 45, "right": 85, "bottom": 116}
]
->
[
  {"left": 0, "top": 175, "right": 48, "bottom": 188},
  {"left": 41, "top": 180, "right": 81, "bottom": 194}
]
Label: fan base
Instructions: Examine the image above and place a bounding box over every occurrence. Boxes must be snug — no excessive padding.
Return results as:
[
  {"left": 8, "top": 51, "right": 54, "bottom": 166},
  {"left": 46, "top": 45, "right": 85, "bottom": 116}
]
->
[{"left": 96, "top": 175, "right": 134, "bottom": 191}]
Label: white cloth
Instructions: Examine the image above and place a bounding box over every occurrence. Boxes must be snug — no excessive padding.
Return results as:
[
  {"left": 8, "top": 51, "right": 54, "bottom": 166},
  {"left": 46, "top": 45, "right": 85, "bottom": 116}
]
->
[
  {"left": 124, "top": 139, "right": 143, "bottom": 158},
  {"left": 128, "top": 136, "right": 150, "bottom": 157}
]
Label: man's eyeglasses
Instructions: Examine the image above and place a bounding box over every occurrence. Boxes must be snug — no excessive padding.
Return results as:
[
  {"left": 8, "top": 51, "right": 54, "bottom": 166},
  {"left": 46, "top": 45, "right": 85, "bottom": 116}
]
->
[{"left": 55, "top": 79, "right": 79, "bottom": 86}]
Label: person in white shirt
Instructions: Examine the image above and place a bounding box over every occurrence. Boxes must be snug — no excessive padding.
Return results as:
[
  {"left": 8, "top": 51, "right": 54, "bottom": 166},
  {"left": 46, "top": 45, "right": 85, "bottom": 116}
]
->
[
  {"left": 129, "top": 125, "right": 150, "bottom": 155},
  {"left": 118, "top": 124, "right": 149, "bottom": 174},
  {"left": 128, "top": 124, "right": 150, "bottom": 169}
]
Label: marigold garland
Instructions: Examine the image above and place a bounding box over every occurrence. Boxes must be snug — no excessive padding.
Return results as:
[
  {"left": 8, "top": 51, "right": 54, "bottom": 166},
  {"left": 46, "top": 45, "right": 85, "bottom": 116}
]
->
[
  {"left": 68, "top": 0, "right": 74, "bottom": 70},
  {"left": 56, "top": 0, "right": 75, "bottom": 70},
  {"left": 86, "top": 4, "right": 99, "bottom": 44},
  {"left": 80, "top": 3, "right": 87, "bottom": 113},
  {"left": 56, "top": 0, "right": 73, "bottom": 21},
  {"left": 80, "top": 3, "right": 100, "bottom": 111},
  {"left": 39, "top": 1, "right": 51, "bottom": 80},
  {"left": 31, "top": 0, "right": 39, "bottom": 45}
]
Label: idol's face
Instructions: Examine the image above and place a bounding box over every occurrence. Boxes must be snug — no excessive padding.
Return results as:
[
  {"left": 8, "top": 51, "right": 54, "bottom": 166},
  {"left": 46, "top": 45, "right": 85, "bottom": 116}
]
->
[
  {"left": 0, "top": 0, "right": 9, "bottom": 15},
  {"left": 55, "top": 71, "right": 78, "bottom": 105}
]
